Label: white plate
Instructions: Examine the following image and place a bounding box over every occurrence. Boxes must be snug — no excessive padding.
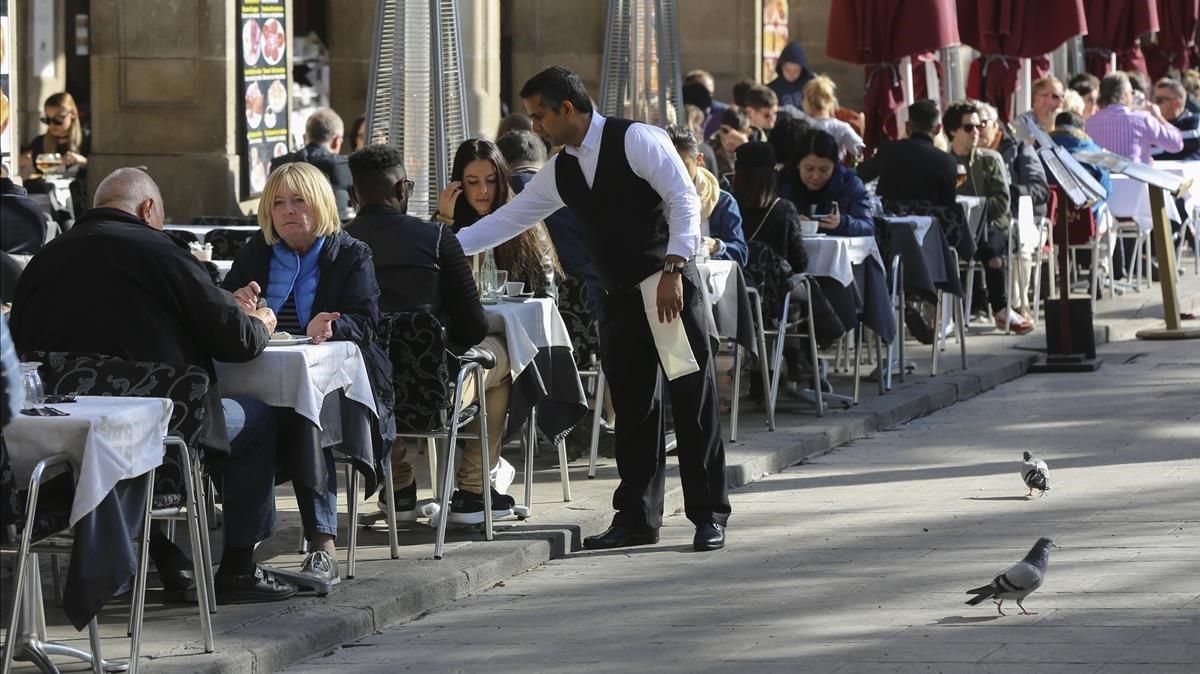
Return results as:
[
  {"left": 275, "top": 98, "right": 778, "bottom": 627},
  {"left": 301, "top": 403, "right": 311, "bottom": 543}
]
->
[
  {"left": 267, "top": 337, "right": 311, "bottom": 346},
  {"left": 802, "top": 233, "right": 827, "bottom": 238}
]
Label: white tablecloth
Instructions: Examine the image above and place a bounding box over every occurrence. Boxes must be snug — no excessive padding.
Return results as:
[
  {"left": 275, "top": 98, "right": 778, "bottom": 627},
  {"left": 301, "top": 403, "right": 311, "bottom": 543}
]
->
[
  {"left": 212, "top": 259, "right": 232, "bottom": 280},
  {"left": 1150, "top": 160, "right": 1200, "bottom": 218},
  {"left": 880, "top": 215, "right": 935, "bottom": 246},
  {"left": 483, "top": 297, "right": 573, "bottom": 382},
  {"left": 5, "top": 396, "right": 172, "bottom": 526},
  {"left": 165, "top": 223, "right": 260, "bottom": 242},
  {"left": 214, "top": 341, "right": 376, "bottom": 429},
  {"left": 802, "top": 235, "right": 885, "bottom": 287},
  {"left": 698, "top": 259, "right": 736, "bottom": 305},
  {"left": 957, "top": 195, "right": 987, "bottom": 239},
  {"left": 1108, "top": 175, "right": 1182, "bottom": 232},
  {"left": 28, "top": 177, "right": 74, "bottom": 219}
]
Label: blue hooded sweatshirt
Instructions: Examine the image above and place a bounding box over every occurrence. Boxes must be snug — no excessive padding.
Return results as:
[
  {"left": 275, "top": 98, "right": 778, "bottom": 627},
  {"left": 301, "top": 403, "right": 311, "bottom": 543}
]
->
[{"left": 768, "top": 42, "right": 815, "bottom": 110}]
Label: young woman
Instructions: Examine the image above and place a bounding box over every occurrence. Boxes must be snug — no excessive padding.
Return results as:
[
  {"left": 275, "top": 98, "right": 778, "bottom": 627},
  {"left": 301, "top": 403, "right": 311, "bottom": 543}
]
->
[
  {"left": 779, "top": 130, "right": 874, "bottom": 237},
  {"left": 436, "top": 139, "right": 562, "bottom": 295}
]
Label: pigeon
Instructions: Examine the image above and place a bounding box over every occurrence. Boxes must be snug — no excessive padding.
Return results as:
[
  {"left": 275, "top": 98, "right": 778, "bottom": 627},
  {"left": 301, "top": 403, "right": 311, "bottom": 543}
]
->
[
  {"left": 965, "top": 537, "right": 1056, "bottom": 615},
  {"left": 1021, "top": 451, "right": 1050, "bottom": 497}
]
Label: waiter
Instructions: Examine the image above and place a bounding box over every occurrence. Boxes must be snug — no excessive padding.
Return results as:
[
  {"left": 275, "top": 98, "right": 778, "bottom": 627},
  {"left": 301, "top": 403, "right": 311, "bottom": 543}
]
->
[{"left": 457, "top": 66, "right": 730, "bottom": 551}]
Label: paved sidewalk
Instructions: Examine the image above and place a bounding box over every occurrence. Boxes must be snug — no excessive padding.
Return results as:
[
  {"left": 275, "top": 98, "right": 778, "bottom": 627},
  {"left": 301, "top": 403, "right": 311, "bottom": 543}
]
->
[
  {"left": 287, "top": 335, "right": 1200, "bottom": 673},
  {"left": 3, "top": 269, "right": 1196, "bottom": 672}
]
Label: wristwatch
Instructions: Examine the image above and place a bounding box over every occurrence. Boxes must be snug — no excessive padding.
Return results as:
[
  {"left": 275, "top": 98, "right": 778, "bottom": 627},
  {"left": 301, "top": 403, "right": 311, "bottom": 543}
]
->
[{"left": 662, "top": 259, "right": 685, "bottom": 274}]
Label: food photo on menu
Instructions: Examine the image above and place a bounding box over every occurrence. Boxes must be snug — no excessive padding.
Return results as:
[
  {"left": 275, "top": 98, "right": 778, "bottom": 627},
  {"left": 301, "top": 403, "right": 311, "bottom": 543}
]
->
[
  {"left": 262, "top": 17, "right": 285, "bottom": 65},
  {"left": 245, "top": 82, "right": 264, "bottom": 129},
  {"left": 242, "top": 18, "right": 261, "bottom": 65}
]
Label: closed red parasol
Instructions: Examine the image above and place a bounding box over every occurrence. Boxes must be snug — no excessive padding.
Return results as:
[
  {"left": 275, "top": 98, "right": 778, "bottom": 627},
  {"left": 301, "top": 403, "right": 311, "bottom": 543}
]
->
[
  {"left": 826, "top": 0, "right": 959, "bottom": 152},
  {"left": 959, "top": 0, "right": 1087, "bottom": 121},
  {"left": 1082, "top": 0, "right": 1159, "bottom": 80},
  {"left": 1144, "top": 0, "right": 1200, "bottom": 79}
]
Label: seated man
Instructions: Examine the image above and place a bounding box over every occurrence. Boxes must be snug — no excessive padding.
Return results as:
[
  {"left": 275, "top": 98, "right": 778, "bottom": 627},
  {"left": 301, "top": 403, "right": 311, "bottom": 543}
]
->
[
  {"left": 1151, "top": 77, "right": 1200, "bottom": 161},
  {"left": 9, "top": 168, "right": 296, "bottom": 604},
  {"left": 345, "top": 144, "right": 516, "bottom": 524},
  {"left": 271, "top": 108, "right": 354, "bottom": 219},
  {"left": 943, "top": 100, "right": 1032, "bottom": 334},
  {"left": 666, "top": 125, "right": 748, "bottom": 267},
  {"left": 497, "top": 129, "right": 602, "bottom": 317}
]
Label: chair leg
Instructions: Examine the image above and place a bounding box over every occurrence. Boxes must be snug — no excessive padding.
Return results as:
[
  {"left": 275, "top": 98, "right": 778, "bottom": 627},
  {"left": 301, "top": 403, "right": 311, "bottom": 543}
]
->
[
  {"left": 381, "top": 456, "right": 400, "bottom": 559},
  {"left": 88, "top": 616, "right": 103, "bottom": 674},
  {"left": 851, "top": 326, "right": 861, "bottom": 406},
  {"left": 957, "top": 287, "right": 968, "bottom": 370},
  {"left": 128, "top": 469, "right": 157, "bottom": 674},
  {"left": 2, "top": 498, "right": 38, "bottom": 674},
  {"left": 434, "top": 433, "right": 458, "bottom": 559},
  {"left": 875, "top": 334, "right": 885, "bottom": 395},
  {"left": 897, "top": 277, "right": 906, "bottom": 384},
  {"left": 1031, "top": 243, "right": 1043, "bottom": 324},
  {"left": 50, "top": 554, "right": 63, "bottom": 607},
  {"left": 556, "top": 440, "right": 571, "bottom": 502},
  {"left": 177, "top": 442, "right": 214, "bottom": 652},
  {"left": 750, "top": 292, "right": 775, "bottom": 431},
  {"left": 478, "top": 368, "right": 494, "bottom": 541},
  {"left": 345, "top": 464, "right": 359, "bottom": 579},
  {"left": 769, "top": 294, "right": 792, "bottom": 416},
  {"left": 729, "top": 344, "right": 741, "bottom": 443},
  {"left": 190, "top": 459, "right": 216, "bottom": 616},
  {"left": 523, "top": 408, "right": 535, "bottom": 513},
  {"left": 931, "top": 290, "right": 942, "bottom": 376},
  {"left": 588, "top": 369, "right": 606, "bottom": 479}
]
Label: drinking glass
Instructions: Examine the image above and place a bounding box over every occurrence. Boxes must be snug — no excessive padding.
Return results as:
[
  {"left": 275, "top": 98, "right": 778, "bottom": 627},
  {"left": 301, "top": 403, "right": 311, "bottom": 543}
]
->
[
  {"left": 20, "top": 362, "right": 44, "bottom": 411},
  {"left": 35, "top": 153, "right": 63, "bottom": 175}
]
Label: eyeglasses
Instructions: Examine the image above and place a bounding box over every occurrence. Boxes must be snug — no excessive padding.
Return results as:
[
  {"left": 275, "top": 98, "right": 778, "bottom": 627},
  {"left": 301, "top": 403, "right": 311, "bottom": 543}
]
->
[
  {"left": 1154, "top": 95, "right": 1176, "bottom": 104},
  {"left": 1039, "top": 92, "right": 1064, "bottom": 101},
  {"left": 40, "top": 114, "right": 72, "bottom": 125},
  {"left": 960, "top": 123, "right": 982, "bottom": 133}
]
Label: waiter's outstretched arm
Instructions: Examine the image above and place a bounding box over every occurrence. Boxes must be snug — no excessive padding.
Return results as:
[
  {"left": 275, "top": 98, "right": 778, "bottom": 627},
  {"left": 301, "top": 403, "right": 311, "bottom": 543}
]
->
[
  {"left": 626, "top": 124, "right": 702, "bottom": 323},
  {"left": 455, "top": 159, "right": 565, "bottom": 255}
]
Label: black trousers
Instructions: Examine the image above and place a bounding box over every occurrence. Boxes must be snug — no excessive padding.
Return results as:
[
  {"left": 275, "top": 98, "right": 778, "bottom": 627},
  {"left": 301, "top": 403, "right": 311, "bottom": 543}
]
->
[
  {"left": 973, "top": 225, "right": 1009, "bottom": 313},
  {"left": 597, "top": 263, "right": 731, "bottom": 531}
]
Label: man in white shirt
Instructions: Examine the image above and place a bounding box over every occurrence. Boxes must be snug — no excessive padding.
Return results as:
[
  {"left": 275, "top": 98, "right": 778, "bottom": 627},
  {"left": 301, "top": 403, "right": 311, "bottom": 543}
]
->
[{"left": 456, "top": 66, "right": 730, "bottom": 552}]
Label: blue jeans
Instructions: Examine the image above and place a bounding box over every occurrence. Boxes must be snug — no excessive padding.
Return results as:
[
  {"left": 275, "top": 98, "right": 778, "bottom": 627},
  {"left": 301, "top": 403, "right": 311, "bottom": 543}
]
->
[
  {"left": 293, "top": 449, "right": 338, "bottom": 540},
  {"left": 220, "top": 397, "right": 279, "bottom": 547}
]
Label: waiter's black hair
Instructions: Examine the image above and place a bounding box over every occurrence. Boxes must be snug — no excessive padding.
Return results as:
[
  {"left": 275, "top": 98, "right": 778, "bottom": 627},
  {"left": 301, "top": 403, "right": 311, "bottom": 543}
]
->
[{"left": 520, "top": 66, "right": 594, "bottom": 114}]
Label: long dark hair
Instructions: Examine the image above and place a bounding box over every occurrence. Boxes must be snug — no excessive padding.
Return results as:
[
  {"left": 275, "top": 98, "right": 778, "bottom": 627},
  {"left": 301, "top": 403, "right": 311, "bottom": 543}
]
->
[
  {"left": 792, "top": 129, "right": 839, "bottom": 166},
  {"left": 448, "top": 138, "right": 563, "bottom": 288},
  {"left": 732, "top": 168, "right": 778, "bottom": 210}
]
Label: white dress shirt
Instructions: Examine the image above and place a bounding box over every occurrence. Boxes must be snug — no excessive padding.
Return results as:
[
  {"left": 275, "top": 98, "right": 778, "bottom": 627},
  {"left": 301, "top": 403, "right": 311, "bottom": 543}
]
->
[{"left": 456, "top": 111, "right": 701, "bottom": 260}]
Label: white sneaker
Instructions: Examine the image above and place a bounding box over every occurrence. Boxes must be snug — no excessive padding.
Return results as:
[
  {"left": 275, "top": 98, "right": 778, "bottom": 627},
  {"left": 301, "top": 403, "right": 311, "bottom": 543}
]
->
[{"left": 490, "top": 457, "right": 516, "bottom": 495}]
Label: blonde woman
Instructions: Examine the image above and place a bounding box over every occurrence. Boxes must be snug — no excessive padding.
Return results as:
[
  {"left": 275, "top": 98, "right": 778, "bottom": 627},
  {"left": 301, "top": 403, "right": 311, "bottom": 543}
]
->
[
  {"left": 19, "top": 92, "right": 89, "bottom": 176},
  {"left": 802, "top": 75, "right": 865, "bottom": 161},
  {"left": 223, "top": 162, "right": 393, "bottom": 589}
]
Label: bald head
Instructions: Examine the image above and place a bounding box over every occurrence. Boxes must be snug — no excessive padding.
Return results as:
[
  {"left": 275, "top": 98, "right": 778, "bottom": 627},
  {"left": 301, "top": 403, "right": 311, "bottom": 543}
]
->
[{"left": 94, "top": 168, "right": 166, "bottom": 229}]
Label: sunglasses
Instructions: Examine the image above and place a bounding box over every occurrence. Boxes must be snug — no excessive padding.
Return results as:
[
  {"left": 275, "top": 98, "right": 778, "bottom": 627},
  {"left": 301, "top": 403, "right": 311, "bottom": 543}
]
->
[
  {"left": 40, "top": 114, "right": 72, "bottom": 125},
  {"left": 960, "top": 123, "right": 982, "bottom": 133},
  {"left": 1154, "top": 95, "right": 1176, "bottom": 104}
]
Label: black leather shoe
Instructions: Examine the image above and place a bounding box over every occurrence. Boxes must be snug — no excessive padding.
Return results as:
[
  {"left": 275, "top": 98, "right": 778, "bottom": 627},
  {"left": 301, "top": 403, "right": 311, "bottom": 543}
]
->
[
  {"left": 214, "top": 566, "right": 298, "bottom": 604},
  {"left": 583, "top": 525, "right": 659, "bottom": 550},
  {"left": 693, "top": 522, "right": 725, "bottom": 551}
]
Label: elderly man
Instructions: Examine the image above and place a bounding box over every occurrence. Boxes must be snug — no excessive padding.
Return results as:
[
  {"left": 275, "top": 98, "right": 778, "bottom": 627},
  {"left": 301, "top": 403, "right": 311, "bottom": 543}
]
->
[
  {"left": 10, "top": 168, "right": 297, "bottom": 604},
  {"left": 1151, "top": 77, "right": 1200, "bottom": 161},
  {"left": 272, "top": 108, "right": 354, "bottom": 217},
  {"left": 1085, "top": 72, "right": 1183, "bottom": 165}
]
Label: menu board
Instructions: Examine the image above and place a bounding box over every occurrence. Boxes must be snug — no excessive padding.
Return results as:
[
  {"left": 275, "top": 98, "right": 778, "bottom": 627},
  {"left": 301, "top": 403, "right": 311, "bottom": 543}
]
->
[
  {"left": 761, "top": 0, "right": 789, "bottom": 83},
  {"left": 0, "top": 0, "right": 14, "bottom": 172},
  {"left": 238, "top": 0, "right": 289, "bottom": 197}
]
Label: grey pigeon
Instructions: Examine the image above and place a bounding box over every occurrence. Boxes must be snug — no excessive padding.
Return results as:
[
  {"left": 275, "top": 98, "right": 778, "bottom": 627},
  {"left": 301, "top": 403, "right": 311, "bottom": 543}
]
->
[
  {"left": 1021, "top": 451, "right": 1050, "bottom": 497},
  {"left": 965, "top": 537, "right": 1056, "bottom": 615}
]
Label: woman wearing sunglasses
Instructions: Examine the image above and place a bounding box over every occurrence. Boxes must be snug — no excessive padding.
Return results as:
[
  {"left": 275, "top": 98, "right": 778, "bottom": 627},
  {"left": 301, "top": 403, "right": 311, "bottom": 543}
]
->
[{"left": 19, "top": 92, "right": 89, "bottom": 177}]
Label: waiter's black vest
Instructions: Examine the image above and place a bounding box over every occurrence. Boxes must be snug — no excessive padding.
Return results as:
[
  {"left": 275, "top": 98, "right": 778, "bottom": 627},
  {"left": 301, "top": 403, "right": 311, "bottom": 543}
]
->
[{"left": 555, "top": 117, "right": 670, "bottom": 291}]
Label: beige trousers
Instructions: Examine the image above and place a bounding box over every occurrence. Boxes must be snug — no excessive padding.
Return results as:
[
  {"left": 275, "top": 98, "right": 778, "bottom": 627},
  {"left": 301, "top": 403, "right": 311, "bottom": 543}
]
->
[{"left": 392, "top": 335, "right": 511, "bottom": 494}]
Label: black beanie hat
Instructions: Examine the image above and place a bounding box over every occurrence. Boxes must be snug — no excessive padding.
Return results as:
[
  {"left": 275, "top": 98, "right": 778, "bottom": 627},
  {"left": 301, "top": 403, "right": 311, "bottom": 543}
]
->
[{"left": 735, "top": 141, "right": 776, "bottom": 169}]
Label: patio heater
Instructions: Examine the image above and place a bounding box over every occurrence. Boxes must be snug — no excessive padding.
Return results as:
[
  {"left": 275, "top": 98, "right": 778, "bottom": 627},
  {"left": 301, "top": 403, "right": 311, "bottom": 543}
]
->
[
  {"left": 365, "top": 0, "right": 470, "bottom": 218},
  {"left": 599, "top": 0, "right": 684, "bottom": 126}
]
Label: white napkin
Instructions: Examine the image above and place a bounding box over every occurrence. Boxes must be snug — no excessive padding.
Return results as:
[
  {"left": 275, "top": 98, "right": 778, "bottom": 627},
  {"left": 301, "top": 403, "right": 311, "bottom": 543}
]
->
[{"left": 638, "top": 272, "right": 700, "bottom": 380}]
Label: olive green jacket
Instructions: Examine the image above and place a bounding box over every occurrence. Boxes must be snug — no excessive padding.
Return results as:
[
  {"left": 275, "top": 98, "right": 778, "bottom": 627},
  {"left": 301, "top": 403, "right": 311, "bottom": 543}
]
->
[{"left": 955, "top": 147, "right": 1012, "bottom": 233}]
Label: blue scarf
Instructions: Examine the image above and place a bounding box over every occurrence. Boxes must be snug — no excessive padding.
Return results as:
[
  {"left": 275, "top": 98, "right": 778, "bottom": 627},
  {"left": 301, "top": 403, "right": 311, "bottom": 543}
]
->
[{"left": 265, "top": 236, "right": 325, "bottom": 327}]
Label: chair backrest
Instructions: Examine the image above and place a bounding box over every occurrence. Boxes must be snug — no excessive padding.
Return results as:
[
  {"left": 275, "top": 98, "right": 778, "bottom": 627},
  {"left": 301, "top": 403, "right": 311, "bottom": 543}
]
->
[
  {"left": 380, "top": 312, "right": 453, "bottom": 433},
  {"left": 557, "top": 273, "right": 599, "bottom": 368},
  {"left": 24, "top": 352, "right": 210, "bottom": 508},
  {"left": 885, "top": 198, "right": 976, "bottom": 260},
  {"left": 1048, "top": 186, "right": 1098, "bottom": 246},
  {"left": 204, "top": 228, "right": 256, "bottom": 260}
]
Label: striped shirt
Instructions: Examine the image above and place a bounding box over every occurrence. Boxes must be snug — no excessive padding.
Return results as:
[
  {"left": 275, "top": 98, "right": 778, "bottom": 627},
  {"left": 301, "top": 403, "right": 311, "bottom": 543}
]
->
[
  {"left": 1084, "top": 104, "right": 1183, "bottom": 165},
  {"left": 276, "top": 294, "right": 304, "bottom": 334}
]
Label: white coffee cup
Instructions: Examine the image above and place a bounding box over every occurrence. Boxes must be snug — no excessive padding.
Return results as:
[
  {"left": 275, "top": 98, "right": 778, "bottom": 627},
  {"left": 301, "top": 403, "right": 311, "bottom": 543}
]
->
[
  {"left": 505, "top": 281, "right": 525, "bottom": 296},
  {"left": 800, "top": 219, "right": 820, "bottom": 236}
]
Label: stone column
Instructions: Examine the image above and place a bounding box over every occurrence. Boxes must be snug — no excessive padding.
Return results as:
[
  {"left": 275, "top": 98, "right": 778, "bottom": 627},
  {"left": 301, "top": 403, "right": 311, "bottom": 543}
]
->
[
  {"left": 327, "top": 0, "right": 374, "bottom": 130},
  {"left": 459, "top": 0, "right": 500, "bottom": 140},
  {"left": 88, "top": 0, "right": 242, "bottom": 222}
]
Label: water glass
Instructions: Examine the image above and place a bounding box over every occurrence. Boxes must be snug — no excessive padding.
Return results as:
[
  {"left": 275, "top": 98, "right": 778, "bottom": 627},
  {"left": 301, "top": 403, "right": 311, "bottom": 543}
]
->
[
  {"left": 20, "top": 362, "right": 45, "bottom": 411},
  {"left": 481, "top": 270, "right": 508, "bottom": 302}
]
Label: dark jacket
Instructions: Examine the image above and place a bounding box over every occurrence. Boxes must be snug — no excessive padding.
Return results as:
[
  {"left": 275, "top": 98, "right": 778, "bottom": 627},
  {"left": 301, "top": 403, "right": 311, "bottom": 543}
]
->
[
  {"left": 271, "top": 144, "right": 354, "bottom": 218},
  {"left": 737, "top": 196, "right": 808, "bottom": 275},
  {"left": 857, "top": 132, "right": 958, "bottom": 210},
  {"left": 779, "top": 163, "right": 876, "bottom": 236},
  {"left": 1, "top": 178, "right": 48, "bottom": 253},
  {"left": 1154, "top": 109, "right": 1200, "bottom": 161},
  {"left": 10, "top": 207, "right": 269, "bottom": 453},
  {"left": 706, "top": 190, "right": 750, "bottom": 266},
  {"left": 997, "top": 127, "right": 1050, "bottom": 221},
  {"left": 222, "top": 229, "right": 396, "bottom": 443},
  {"left": 767, "top": 42, "right": 815, "bottom": 110},
  {"left": 1050, "top": 128, "right": 1112, "bottom": 217},
  {"left": 344, "top": 204, "right": 487, "bottom": 354}
]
